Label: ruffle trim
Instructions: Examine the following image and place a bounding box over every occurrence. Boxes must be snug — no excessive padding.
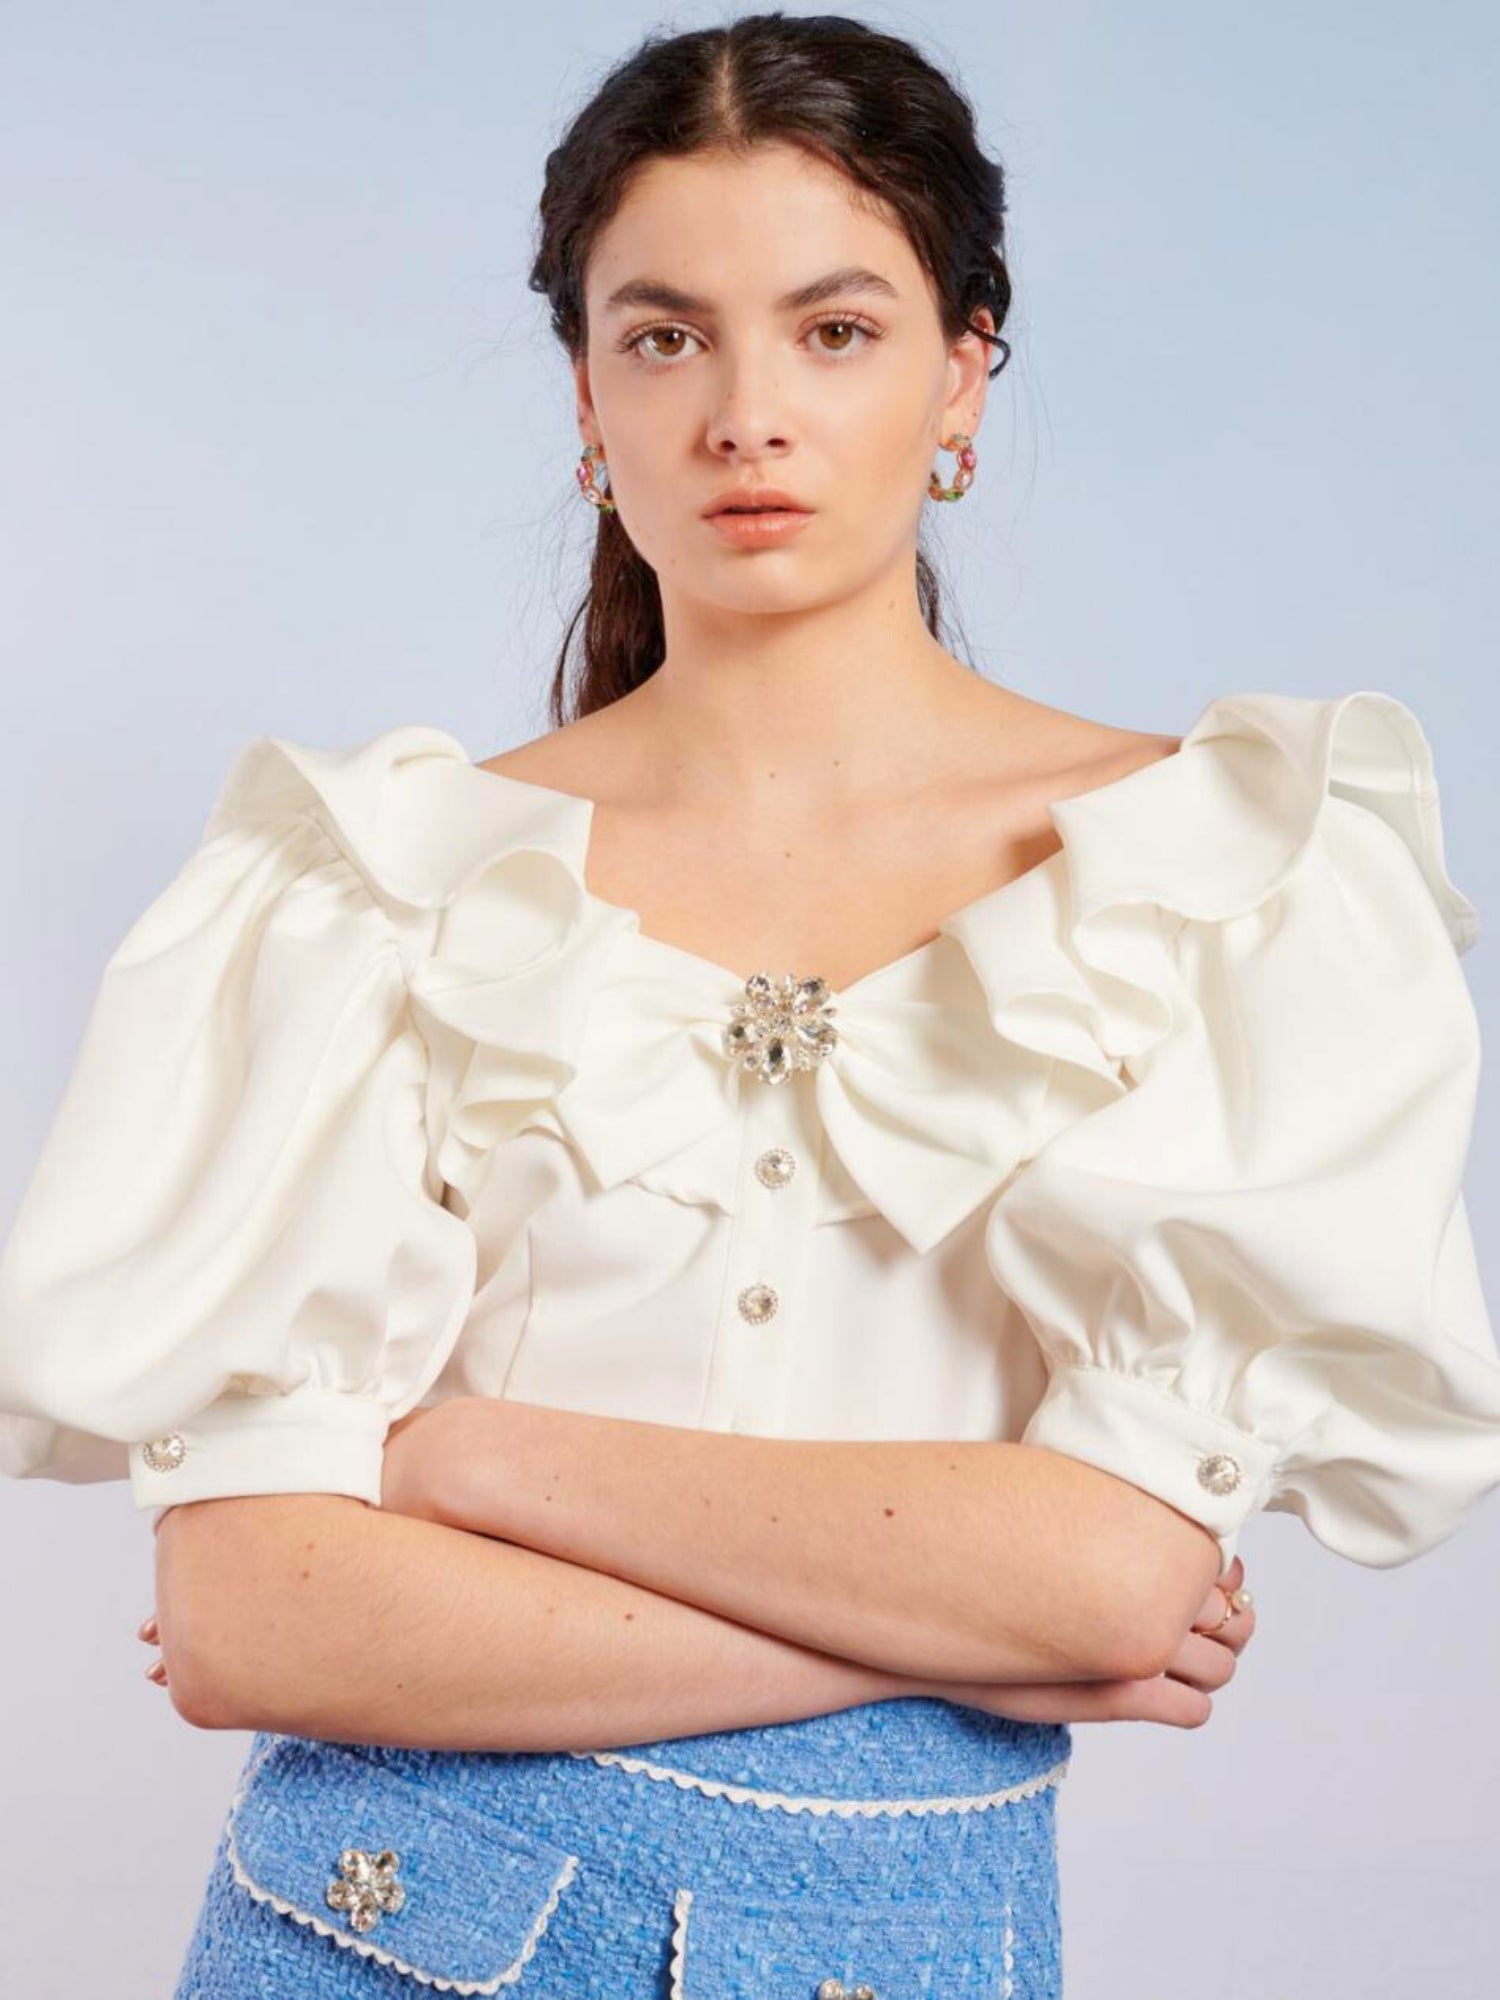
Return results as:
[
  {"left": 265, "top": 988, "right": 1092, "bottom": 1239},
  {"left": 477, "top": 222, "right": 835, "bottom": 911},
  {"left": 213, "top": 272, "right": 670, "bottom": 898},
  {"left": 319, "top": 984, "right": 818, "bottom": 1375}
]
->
[
  {"left": 203, "top": 728, "right": 641, "bottom": 1195},
  {"left": 563, "top": 1744, "right": 1072, "bottom": 1817},
  {"left": 200, "top": 690, "right": 1477, "bottom": 1248},
  {"left": 669, "top": 1886, "right": 692, "bottom": 1999},
  {"left": 1052, "top": 686, "right": 1477, "bottom": 950}
]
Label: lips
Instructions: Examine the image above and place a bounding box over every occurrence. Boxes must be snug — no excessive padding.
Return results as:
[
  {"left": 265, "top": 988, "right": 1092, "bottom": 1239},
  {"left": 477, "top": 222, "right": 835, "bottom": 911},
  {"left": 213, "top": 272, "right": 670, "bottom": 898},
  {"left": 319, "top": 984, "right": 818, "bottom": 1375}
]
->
[{"left": 703, "top": 488, "right": 811, "bottom": 518}]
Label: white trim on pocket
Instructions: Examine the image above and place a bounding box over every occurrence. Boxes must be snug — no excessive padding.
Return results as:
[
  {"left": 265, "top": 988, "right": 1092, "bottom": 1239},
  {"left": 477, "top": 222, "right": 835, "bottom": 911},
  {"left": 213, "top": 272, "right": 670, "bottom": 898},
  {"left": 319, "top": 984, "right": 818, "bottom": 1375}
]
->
[{"left": 224, "top": 1736, "right": 580, "bottom": 1994}]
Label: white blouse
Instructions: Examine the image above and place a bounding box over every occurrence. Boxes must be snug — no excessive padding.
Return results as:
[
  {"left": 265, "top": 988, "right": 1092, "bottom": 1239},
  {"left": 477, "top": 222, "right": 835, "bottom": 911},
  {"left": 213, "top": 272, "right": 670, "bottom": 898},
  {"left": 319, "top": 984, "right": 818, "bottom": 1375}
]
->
[{"left": 2, "top": 687, "right": 1498, "bottom": 1576}]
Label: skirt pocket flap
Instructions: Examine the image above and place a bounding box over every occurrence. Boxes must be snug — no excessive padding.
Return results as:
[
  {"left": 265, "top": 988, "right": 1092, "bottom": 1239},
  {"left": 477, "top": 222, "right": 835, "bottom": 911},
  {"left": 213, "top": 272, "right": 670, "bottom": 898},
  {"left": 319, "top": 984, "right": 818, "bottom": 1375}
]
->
[
  {"left": 226, "top": 1736, "right": 580, "bottom": 1995},
  {"left": 670, "top": 1883, "right": 1015, "bottom": 1998}
]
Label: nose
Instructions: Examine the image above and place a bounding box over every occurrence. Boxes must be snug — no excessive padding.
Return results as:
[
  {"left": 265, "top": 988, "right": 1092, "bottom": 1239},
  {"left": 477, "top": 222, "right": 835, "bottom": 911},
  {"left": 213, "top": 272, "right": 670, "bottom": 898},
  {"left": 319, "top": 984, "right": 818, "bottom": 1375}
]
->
[
  {"left": 706, "top": 404, "right": 792, "bottom": 458},
  {"left": 704, "top": 341, "right": 794, "bottom": 458}
]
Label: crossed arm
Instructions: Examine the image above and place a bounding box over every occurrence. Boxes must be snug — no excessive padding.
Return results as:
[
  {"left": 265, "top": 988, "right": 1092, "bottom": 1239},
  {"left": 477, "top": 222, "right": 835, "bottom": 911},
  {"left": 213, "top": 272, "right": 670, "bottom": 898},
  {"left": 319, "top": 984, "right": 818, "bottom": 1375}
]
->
[
  {"left": 157, "top": 1395, "right": 1225, "bottom": 1749},
  {"left": 402, "top": 1397, "right": 1221, "bottom": 1684}
]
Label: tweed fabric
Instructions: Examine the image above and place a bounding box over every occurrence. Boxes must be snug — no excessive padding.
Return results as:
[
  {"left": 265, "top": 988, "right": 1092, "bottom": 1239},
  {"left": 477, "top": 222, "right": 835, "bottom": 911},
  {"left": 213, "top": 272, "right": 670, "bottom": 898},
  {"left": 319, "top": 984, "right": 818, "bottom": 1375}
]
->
[{"left": 170, "top": 1696, "right": 1070, "bottom": 1997}]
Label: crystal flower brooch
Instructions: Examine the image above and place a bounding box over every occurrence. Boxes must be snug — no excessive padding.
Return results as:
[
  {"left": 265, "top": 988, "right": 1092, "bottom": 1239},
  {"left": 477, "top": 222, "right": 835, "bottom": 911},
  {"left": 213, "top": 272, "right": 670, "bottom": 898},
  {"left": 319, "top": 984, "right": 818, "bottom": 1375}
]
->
[{"left": 721, "top": 972, "right": 839, "bottom": 1085}]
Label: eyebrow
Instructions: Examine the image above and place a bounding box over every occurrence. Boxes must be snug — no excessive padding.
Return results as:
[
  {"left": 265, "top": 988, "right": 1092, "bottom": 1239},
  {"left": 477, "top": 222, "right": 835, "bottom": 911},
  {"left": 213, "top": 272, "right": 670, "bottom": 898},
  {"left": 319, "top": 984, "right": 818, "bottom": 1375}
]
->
[{"left": 601, "top": 264, "right": 901, "bottom": 316}]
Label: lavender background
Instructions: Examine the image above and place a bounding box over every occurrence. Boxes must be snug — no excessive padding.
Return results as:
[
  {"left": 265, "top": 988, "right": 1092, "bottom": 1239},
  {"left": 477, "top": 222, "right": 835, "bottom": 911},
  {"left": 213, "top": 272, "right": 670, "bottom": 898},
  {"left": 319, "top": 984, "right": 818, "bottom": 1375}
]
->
[{"left": 1, "top": 3, "right": 1496, "bottom": 1993}]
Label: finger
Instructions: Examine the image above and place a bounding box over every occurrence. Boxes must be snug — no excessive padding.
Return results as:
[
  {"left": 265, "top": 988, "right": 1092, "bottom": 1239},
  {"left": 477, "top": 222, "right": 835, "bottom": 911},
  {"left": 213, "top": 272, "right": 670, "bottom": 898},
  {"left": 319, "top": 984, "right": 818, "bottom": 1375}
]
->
[
  {"left": 1093, "top": 1676, "right": 1215, "bottom": 1730},
  {"left": 145, "top": 1657, "right": 168, "bottom": 1686},
  {"left": 976, "top": 1677, "right": 1213, "bottom": 1730},
  {"left": 1191, "top": 1578, "right": 1257, "bottom": 1649},
  {"left": 1224, "top": 1597, "right": 1257, "bottom": 1654},
  {"left": 1196, "top": 1593, "right": 1257, "bottom": 1657},
  {"left": 137, "top": 1614, "right": 159, "bottom": 1644},
  {"left": 1199, "top": 1565, "right": 1245, "bottom": 1615},
  {"left": 1164, "top": 1631, "right": 1239, "bottom": 1692}
]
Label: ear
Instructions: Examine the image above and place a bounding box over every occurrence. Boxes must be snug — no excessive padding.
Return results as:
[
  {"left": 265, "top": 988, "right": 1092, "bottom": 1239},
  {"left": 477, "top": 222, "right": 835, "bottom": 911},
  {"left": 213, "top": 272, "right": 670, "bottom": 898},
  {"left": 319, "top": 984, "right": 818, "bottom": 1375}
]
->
[
  {"left": 572, "top": 352, "right": 601, "bottom": 448},
  {"left": 939, "top": 305, "right": 998, "bottom": 445}
]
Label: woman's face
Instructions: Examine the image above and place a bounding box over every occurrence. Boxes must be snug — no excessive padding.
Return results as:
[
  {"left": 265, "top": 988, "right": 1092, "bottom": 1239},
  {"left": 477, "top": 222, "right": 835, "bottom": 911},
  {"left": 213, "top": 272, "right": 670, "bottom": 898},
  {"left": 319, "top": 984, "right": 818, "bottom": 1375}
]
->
[{"left": 574, "top": 140, "right": 993, "bottom": 616}]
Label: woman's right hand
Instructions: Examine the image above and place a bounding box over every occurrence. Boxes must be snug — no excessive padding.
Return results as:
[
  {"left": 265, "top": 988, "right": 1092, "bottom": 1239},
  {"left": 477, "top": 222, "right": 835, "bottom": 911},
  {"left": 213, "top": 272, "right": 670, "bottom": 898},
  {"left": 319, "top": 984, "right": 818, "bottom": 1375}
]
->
[{"left": 925, "top": 1557, "right": 1256, "bottom": 1730}]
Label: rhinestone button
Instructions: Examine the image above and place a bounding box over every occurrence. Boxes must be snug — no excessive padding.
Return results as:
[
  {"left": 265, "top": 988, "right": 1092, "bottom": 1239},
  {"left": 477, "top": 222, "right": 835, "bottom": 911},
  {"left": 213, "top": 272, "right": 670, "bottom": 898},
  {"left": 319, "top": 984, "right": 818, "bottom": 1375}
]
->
[
  {"left": 722, "top": 972, "right": 839, "bottom": 1084},
  {"left": 755, "top": 1146, "right": 797, "bottom": 1189},
  {"left": 1197, "top": 1451, "right": 1243, "bottom": 1497},
  {"left": 737, "top": 1282, "right": 779, "bottom": 1324},
  {"left": 325, "top": 1846, "right": 405, "bottom": 1933},
  {"left": 141, "top": 1433, "right": 187, "bottom": 1473},
  {"left": 816, "top": 1981, "right": 877, "bottom": 2000}
]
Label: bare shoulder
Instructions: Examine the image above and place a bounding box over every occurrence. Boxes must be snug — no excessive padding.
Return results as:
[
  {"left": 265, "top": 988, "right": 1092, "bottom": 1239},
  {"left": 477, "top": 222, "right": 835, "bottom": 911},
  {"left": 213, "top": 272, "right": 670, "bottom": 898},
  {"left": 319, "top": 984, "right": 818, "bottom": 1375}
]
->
[
  {"left": 964, "top": 684, "right": 1183, "bottom": 801},
  {"left": 473, "top": 707, "right": 642, "bottom": 803}
]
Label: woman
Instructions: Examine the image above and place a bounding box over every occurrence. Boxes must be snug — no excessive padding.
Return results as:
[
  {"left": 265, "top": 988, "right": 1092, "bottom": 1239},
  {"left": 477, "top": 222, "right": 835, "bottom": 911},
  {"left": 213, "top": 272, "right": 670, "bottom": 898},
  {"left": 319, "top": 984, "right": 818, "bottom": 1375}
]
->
[{"left": 3, "top": 14, "right": 1497, "bottom": 1997}]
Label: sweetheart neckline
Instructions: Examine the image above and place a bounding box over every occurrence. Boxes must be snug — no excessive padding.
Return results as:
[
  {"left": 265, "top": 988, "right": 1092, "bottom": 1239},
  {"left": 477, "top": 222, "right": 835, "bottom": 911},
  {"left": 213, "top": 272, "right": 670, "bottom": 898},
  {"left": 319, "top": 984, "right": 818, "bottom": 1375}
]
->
[{"left": 464, "top": 736, "right": 1187, "bottom": 1000}]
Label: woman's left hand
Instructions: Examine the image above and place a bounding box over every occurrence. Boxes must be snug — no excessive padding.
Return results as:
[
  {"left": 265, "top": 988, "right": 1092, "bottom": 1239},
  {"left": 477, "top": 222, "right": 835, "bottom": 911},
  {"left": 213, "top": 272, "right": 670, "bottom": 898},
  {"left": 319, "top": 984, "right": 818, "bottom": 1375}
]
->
[{"left": 138, "top": 1612, "right": 168, "bottom": 1688}]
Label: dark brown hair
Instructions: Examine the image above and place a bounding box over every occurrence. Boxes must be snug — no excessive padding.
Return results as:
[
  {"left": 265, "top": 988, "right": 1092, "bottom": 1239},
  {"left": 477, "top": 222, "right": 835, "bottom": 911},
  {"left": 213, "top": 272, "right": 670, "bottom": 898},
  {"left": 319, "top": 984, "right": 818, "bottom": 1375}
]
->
[{"left": 528, "top": 11, "right": 1014, "bottom": 725}]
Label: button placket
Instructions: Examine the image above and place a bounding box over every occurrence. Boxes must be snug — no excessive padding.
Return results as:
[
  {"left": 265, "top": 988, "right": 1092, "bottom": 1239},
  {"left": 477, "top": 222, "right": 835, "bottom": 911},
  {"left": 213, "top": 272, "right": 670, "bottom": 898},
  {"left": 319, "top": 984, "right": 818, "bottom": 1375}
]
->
[
  {"left": 696, "top": 969, "right": 838, "bottom": 1434},
  {"left": 698, "top": 1077, "right": 782, "bottom": 1432},
  {"left": 699, "top": 1067, "right": 820, "bottom": 1435}
]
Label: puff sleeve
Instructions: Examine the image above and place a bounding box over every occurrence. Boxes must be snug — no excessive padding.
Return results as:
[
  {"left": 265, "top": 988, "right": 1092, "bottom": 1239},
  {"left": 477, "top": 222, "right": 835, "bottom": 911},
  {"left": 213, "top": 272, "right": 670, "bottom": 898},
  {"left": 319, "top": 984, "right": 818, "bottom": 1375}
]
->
[
  {"left": 986, "top": 732, "right": 1500, "bottom": 1575},
  {"left": 0, "top": 768, "right": 478, "bottom": 1518}
]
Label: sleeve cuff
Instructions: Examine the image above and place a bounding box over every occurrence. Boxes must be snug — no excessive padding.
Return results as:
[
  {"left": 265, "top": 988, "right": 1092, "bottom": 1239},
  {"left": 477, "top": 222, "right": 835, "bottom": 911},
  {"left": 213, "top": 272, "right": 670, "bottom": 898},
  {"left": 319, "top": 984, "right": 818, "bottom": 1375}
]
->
[
  {"left": 130, "top": 1384, "right": 390, "bottom": 1515},
  {"left": 1018, "top": 1360, "right": 1282, "bottom": 1574}
]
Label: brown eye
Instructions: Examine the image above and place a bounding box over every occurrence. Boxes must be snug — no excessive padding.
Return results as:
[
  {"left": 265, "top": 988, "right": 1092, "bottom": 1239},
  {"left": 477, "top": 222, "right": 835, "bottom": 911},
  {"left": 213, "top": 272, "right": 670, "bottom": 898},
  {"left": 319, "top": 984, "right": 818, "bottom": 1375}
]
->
[
  {"left": 816, "top": 320, "right": 858, "bottom": 352},
  {"left": 642, "top": 327, "right": 688, "bottom": 358}
]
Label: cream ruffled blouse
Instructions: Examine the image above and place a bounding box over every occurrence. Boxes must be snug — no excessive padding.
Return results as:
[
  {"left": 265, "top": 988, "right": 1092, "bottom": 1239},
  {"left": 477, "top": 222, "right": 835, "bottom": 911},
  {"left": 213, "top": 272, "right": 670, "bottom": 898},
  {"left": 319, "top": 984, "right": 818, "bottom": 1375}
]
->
[{"left": 2, "top": 687, "right": 1498, "bottom": 1574}]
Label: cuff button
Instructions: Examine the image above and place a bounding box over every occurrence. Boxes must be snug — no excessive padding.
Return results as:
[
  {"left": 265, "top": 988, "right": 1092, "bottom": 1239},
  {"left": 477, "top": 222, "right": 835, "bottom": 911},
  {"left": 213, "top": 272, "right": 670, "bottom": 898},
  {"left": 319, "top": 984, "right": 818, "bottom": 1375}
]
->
[
  {"left": 141, "top": 1433, "right": 187, "bottom": 1473},
  {"left": 1197, "top": 1451, "right": 1243, "bottom": 1496}
]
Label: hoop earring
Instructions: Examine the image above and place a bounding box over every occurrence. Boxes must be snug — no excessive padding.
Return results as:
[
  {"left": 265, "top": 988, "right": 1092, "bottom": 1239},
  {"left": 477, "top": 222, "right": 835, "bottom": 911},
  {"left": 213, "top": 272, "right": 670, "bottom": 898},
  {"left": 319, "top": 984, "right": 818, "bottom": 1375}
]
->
[
  {"left": 928, "top": 432, "right": 977, "bottom": 503},
  {"left": 575, "top": 443, "right": 616, "bottom": 514}
]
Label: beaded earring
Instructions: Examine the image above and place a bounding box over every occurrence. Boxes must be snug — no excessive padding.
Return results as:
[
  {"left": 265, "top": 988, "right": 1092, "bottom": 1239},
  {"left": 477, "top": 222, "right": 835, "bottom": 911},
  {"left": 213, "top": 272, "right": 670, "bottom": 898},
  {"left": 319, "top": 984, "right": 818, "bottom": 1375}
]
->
[
  {"left": 575, "top": 443, "right": 617, "bottom": 513},
  {"left": 928, "top": 432, "right": 978, "bottom": 502}
]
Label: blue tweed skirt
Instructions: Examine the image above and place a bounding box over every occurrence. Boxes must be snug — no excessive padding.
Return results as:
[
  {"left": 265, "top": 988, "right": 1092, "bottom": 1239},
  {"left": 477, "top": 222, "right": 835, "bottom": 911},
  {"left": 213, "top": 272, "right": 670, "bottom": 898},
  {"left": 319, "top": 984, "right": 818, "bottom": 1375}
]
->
[{"left": 170, "top": 1696, "right": 1071, "bottom": 1998}]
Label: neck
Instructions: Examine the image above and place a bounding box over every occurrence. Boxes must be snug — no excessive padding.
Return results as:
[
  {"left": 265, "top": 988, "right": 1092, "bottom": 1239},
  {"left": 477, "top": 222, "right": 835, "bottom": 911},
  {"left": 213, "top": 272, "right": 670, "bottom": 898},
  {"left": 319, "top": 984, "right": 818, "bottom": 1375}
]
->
[{"left": 625, "top": 568, "right": 992, "bottom": 814}]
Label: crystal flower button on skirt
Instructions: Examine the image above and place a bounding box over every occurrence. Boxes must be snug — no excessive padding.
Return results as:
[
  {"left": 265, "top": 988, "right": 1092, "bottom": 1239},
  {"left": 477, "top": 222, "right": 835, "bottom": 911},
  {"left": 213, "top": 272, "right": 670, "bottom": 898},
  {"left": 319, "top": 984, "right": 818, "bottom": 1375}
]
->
[{"left": 325, "top": 1846, "right": 405, "bottom": 1933}]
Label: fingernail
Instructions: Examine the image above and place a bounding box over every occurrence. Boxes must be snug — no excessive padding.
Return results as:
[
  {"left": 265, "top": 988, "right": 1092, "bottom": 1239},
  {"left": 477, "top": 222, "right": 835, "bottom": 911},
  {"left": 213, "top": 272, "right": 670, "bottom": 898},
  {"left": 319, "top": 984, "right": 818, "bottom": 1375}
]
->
[
  {"left": 138, "top": 1616, "right": 158, "bottom": 1642},
  {"left": 145, "top": 1659, "right": 167, "bottom": 1683}
]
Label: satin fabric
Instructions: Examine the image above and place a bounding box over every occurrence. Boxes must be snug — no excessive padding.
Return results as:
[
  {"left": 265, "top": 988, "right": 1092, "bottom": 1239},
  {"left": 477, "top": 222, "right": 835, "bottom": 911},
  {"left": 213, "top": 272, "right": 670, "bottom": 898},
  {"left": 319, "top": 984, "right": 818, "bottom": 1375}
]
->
[{"left": 1, "top": 686, "right": 1497, "bottom": 1572}]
